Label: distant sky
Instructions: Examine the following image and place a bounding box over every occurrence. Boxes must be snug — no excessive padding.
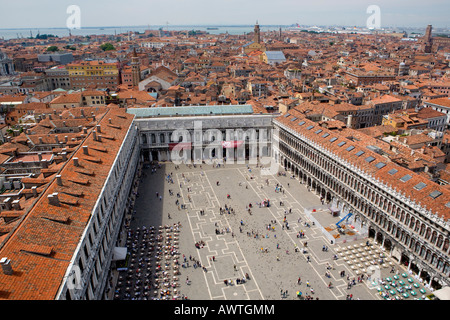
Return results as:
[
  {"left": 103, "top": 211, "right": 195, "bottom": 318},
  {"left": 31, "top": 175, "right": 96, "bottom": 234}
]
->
[{"left": 0, "top": 0, "right": 448, "bottom": 29}]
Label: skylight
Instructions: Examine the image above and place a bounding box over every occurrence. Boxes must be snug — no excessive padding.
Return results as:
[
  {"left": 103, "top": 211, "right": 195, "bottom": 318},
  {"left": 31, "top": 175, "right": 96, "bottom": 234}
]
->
[
  {"left": 400, "top": 174, "right": 412, "bottom": 182},
  {"left": 290, "top": 117, "right": 297, "bottom": 121},
  {"left": 346, "top": 146, "right": 355, "bottom": 152},
  {"left": 429, "top": 190, "right": 442, "bottom": 199},
  {"left": 315, "top": 129, "right": 323, "bottom": 134},
  {"left": 414, "top": 182, "right": 427, "bottom": 191},
  {"left": 375, "top": 162, "right": 386, "bottom": 169},
  {"left": 338, "top": 141, "right": 346, "bottom": 147},
  {"left": 298, "top": 121, "right": 306, "bottom": 126},
  {"left": 365, "top": 156, "right": 375, "bottom": 163},
  {"left": 322, "top": 133, "right": 330, "bottom": 138},
  {"left": 388, "top": 168, "right": 398, "bottom": 175},
  {"left": 284, "top": 113, "right": 290, "bottom": 118},
  {"left": 355, "top": 151, "right": 365, "bottom": 156},
  {"left": 330, "top": 137, "right": 338, "bottom": 142},
  {"left": 306, "top": 125, "right": 314, "bottom": 130}
]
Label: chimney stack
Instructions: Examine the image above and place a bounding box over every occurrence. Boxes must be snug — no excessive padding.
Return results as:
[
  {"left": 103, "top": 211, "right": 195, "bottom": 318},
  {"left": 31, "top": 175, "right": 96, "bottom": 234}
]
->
[
  {"left": 96, "top": 125, "right": 101, "bottom": 133},
  {"left": 3, "top": 197, "right": 12, "bottom": 210},
  {"left": 31, "top": 186, "right": 37, "bottom": 197},
  {"left": 0, "top": 257, "right": 13, "bottom": 275},
  {"left": 37, "top": 153, "right": 42, "bottom": 161},
  {"left": 83, "top": 146, "right": 89, "bottom": 155},
  {"left": 48, "top": 193, "right": 60, "bottom": 206},
  {"left": 73, "top": 157, "right": 79, "bottom": 167},
  {"left": 38, "top": 137, "right": 43, "bottom": 144},
  {"left": 12, "top": 199, "right": 20, "bottom": 210},
  {"left": 56, "top": 175, "right": 62, "bottom": 186}
]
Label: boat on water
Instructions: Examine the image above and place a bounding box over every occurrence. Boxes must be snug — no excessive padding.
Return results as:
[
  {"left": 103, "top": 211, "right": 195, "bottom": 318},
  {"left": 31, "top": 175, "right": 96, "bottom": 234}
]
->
[{"left": 207, "top": 27, "right": 219, "bottom": 30}]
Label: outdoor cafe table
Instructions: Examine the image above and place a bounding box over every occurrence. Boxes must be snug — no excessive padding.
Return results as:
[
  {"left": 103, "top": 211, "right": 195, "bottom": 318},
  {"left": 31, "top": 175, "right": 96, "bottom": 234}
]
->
[
  {"left": 394, "top": 275, "right": 399, "bottom": 280},
  {"left": 408, "top": 278, "right": 414, "bottom": 283},
  {"left": 402, "top": 273, "right": 408, "bottom": 277}
]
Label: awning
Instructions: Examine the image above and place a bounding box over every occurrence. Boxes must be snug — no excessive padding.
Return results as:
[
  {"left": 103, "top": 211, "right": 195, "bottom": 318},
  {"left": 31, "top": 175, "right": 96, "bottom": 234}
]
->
[
  {"left": 112, "top": 247, "right": 127, "bottom": 261},
  {"left": 433, "top": 286, "right": 450, "bottom": 300},
  {"left": 222, "top": 140, "right": 244, "bottom": 148},
  {"left": 169, "top": 142, "right": 192, "bottom": 150}
]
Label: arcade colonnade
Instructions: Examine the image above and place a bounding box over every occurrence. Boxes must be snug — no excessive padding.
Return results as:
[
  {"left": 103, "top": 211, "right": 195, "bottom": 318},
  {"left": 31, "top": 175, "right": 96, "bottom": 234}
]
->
[{"left": 272, "top": 120, "right": 450, "bottom": 290}]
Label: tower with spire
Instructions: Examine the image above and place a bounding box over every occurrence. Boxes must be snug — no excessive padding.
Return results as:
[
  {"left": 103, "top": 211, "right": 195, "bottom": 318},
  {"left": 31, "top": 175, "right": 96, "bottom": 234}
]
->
[
  {"left": 131, "top": 48, "right": 141, "bottom": 88},
  {"left": 253, "top": 20, "right": 261, "bottom": 44}
]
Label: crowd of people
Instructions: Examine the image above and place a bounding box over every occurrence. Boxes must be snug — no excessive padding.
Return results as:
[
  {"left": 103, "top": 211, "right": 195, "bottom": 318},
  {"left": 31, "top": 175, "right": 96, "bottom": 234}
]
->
[{"left": 114, "top": 223, "right": 187, "bottom": 300}]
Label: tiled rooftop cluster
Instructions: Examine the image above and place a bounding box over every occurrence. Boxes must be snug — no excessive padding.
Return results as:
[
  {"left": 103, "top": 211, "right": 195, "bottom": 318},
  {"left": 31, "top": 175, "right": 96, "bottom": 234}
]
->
[{"left": 0, "top": 104, "right": 134, "bottom": 299}]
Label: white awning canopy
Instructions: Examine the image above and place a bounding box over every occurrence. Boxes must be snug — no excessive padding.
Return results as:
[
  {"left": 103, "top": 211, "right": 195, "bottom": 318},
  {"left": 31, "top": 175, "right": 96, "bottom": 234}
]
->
[
  {"left": 112, "top": 247, "right": 127, "bottom": 261},
  {"left": 433, "top": 286, "right": 450, "bottom": 300}
]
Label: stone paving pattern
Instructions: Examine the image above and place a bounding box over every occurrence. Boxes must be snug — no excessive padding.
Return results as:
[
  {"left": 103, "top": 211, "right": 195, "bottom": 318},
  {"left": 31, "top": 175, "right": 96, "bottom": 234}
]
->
[{"left": 126, "top": 162, "right": 399, "bottom": 300}]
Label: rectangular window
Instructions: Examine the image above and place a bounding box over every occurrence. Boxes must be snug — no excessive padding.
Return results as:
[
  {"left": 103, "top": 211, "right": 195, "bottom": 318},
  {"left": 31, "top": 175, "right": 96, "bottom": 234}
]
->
[{"left": 355, "top": 151, "right": 365, "bottom": 156}]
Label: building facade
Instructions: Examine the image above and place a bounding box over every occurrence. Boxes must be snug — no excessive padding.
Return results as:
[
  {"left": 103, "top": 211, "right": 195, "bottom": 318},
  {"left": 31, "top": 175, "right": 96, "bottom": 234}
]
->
[
  {"left": 273, "top": 110, "right": 450, "bottom": 290},
  {"left": 67, "top": 60, "right": 120, "bottom": 89},
  {"left": 128, "top": 105, "right": 275, "bottom": 163}
]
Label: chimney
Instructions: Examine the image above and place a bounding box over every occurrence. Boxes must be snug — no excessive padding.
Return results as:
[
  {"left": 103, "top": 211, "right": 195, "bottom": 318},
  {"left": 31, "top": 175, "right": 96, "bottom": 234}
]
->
[
  {"left": 97, "top": 135, "right": 102, "bottom": 142},
  {"left": 41, "top": 159, "right": 48, "bottom": 168},
  {"left": 3, "top": 197, "right": 12, "bottom": 210},
  {"left": 31, "top": 186, "right": 37, "bottom": 197},
  {"left": 65, "top": 136, "right": 68, "bottom": 143},
  {"left": 0, "top": 257, "right": 13, "bottom": 275},
  {"left": 83, "top": 146, "right": 89, "bottom": 155},
  {"left": 109, "top": 118, "right": 112, "bottom": 124},
  {"left": 38, "top": 137, "right": 43, "bottom": 144},
  {"left": 12, "top": 199, "right": 20, "bottom": 210},
  {"left": 37, "top": 153, "right": 42, "bottom": 161},
  {"left": 81, "top": 109, "right": 85, "bottom": 117},
  {"left": 61, "top": 152, "right": 67, "bottom": 161},
  {"left": 54, "top": 135, "right": 59, "bottom": 144},
  {"left": 48, "top": 193, "right": 60, "bottom": 206},
  {"left": 96, "top": 125, "right": 101, "bottom": 133},
  {"left": 56, "top": 175, "right": 62, "bottom": 186},
  {"left": 83, "top": 127, "right": 87, "bottom": 134},
  {"left": 93, "top": 131, "right": 97, "bottom": 141},
  {"left": 73, "top": 157, "right": 79, "bottom": 167}
]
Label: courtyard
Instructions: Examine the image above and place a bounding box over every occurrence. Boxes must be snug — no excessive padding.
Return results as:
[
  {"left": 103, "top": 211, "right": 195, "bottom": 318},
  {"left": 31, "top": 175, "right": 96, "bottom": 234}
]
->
[{"left": 113, "top": 161, "right": 431, "bottom": 300}]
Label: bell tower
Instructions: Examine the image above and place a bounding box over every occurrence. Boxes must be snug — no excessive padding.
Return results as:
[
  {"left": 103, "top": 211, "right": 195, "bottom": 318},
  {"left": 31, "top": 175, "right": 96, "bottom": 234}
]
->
[
  {"left": 131, "top": 48, "right": 140, "bottom": 87},
  {"left": 253, "top": 21, "right": 261, "bottom": 44}
]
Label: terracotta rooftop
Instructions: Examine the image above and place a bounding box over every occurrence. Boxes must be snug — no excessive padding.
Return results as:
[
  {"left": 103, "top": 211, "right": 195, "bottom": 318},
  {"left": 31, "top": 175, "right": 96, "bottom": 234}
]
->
[
  {"left": 275, "top": 109, "right": 450, "bottom": 221},
  {"left": 0, "top": 107, "right": 135, "bottom": 300}
]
